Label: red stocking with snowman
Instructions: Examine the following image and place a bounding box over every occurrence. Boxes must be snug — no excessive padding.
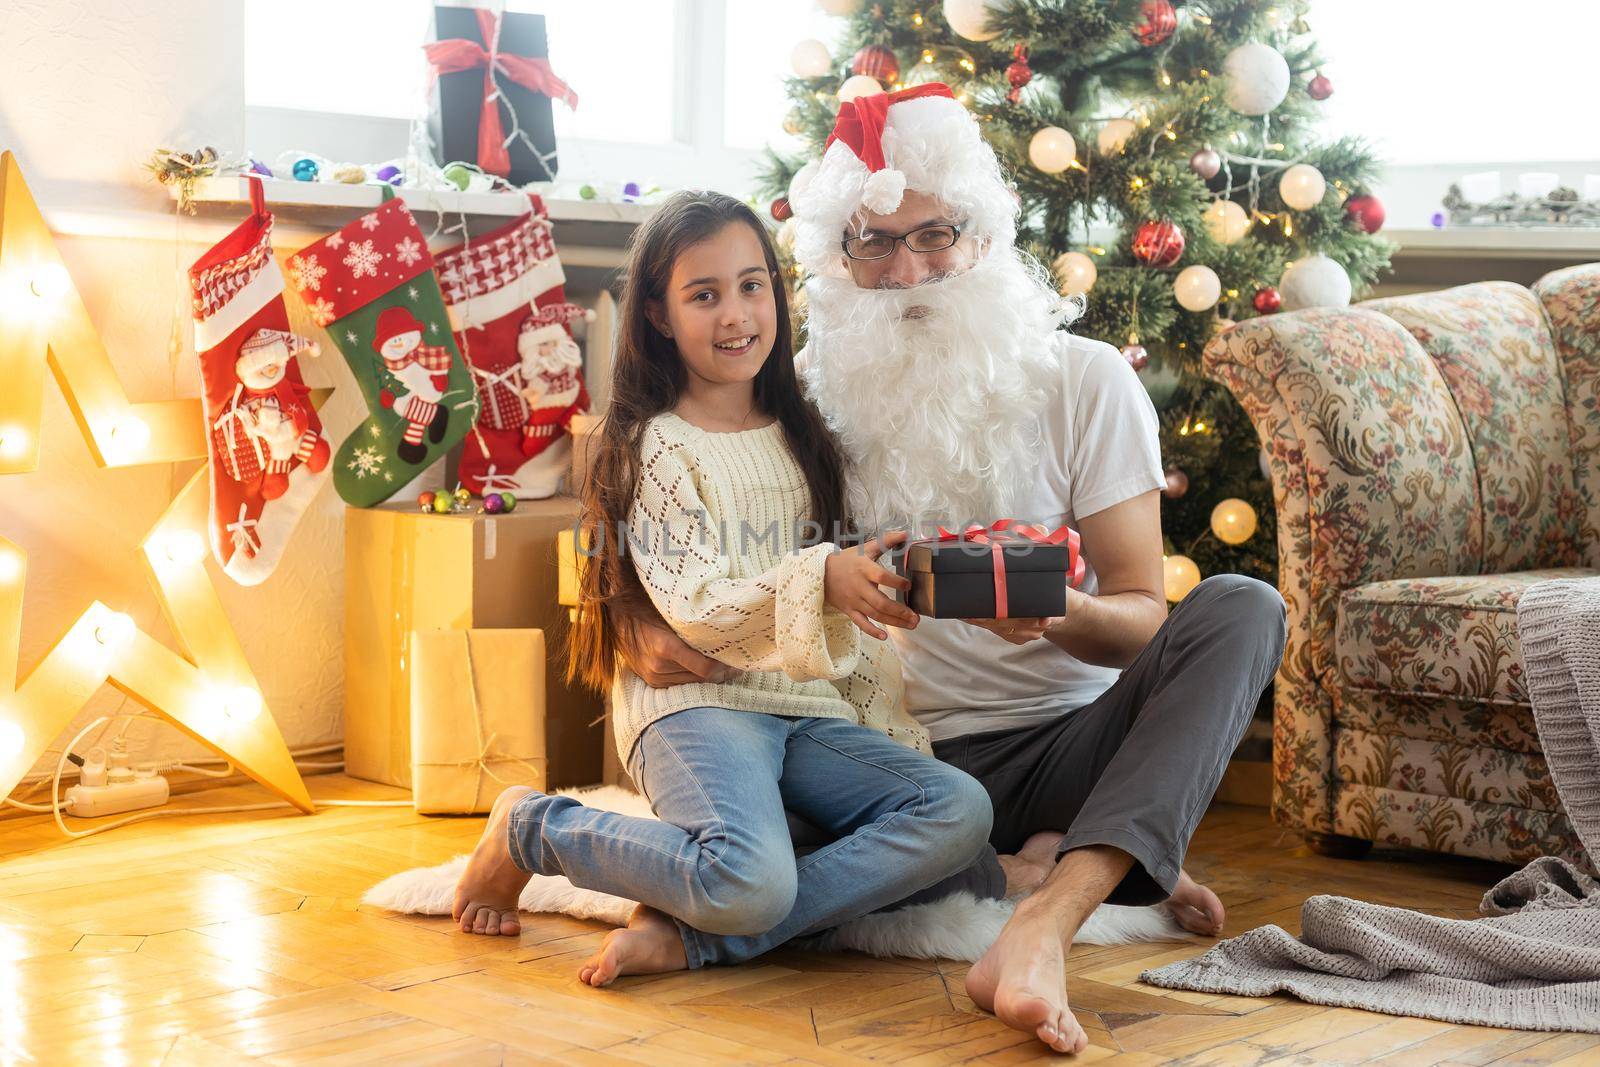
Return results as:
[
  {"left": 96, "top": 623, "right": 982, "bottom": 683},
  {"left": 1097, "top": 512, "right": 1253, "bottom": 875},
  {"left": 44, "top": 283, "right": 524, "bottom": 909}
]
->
[{"left": 189, "top": 178, "right": 330, "bottom": 585}]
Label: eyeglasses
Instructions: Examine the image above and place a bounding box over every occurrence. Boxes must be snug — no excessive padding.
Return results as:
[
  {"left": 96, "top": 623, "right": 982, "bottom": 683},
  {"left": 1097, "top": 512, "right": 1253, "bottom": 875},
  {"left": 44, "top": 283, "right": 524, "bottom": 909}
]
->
[{"left": 841, "top": 223, "right": 962, "bottom": 262}]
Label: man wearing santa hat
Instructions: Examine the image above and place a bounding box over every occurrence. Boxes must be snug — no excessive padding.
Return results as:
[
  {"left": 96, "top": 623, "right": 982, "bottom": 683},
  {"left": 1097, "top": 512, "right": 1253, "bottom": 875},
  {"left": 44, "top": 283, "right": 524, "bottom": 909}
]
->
[
  {"left": 621, "top": 83, "right": 1286, "bottom": 1054},
  {"left": 373, "top": 305, "right": 453, "bottom": 464}
]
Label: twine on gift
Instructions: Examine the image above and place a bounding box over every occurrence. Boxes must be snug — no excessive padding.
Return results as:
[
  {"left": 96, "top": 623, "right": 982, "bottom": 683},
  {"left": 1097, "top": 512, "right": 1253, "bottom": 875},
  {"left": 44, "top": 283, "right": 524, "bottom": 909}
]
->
[
  {"left": 226, "top": 503, "right": 261, "bottom": 557},
  {"left": 460, "top": 631, "right": 544, "bottom": 790}
]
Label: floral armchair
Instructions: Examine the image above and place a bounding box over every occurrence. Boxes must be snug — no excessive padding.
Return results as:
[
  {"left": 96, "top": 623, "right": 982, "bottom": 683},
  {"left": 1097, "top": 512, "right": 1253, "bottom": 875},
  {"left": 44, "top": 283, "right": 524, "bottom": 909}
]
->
[{"left": 1203, "top": 264, "right": 1600, "bottom": 866}]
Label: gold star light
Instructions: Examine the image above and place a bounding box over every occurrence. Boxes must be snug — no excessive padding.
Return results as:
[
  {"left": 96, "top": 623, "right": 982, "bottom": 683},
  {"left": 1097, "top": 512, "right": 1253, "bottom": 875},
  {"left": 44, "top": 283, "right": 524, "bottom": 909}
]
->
[{"left": 0, "top": 152, "right": 312, "bottom": 812}]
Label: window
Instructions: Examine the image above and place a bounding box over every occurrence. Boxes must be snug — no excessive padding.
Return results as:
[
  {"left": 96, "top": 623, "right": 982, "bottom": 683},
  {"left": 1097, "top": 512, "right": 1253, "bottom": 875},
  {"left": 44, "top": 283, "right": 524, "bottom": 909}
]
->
[{"left": 723, "top": 0, "right": 839, "bottom": 151}]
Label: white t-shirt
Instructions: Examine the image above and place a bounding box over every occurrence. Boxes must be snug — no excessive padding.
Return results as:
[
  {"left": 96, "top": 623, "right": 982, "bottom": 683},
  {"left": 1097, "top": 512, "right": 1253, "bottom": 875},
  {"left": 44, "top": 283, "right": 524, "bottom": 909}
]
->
[{"left": 893, "top": 331, "right": 1166, "bottom": 742}]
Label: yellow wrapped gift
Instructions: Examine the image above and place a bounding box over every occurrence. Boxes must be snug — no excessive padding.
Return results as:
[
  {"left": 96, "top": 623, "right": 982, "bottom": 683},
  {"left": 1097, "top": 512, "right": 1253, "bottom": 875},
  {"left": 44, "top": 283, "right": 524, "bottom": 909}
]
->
[{"left": 409, "top": 628, "right": 547, "bottom": 814}]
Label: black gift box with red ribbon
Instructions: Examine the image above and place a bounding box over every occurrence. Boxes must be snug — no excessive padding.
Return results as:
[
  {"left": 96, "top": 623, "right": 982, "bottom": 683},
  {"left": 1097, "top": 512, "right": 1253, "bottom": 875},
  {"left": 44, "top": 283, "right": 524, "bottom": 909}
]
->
[
  {"left": 426, "top": 6, "right": 565, "bottom": 185},
  {"left": 894, "top": 520, "right": 1087, "bottom": 619}
]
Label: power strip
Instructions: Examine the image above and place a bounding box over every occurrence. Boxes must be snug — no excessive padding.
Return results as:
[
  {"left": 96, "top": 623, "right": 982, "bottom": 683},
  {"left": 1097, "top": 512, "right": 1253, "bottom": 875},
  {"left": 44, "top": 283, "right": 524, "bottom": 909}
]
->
[{"left": 64, "top": 773, "right": 170, "bottom": 817}]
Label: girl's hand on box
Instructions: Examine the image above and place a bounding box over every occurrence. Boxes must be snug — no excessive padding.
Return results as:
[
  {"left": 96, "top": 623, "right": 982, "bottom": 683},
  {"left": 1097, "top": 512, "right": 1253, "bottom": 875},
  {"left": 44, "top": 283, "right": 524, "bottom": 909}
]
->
[{"left": 824, "top": 531, "right": 918, "bottom": 640}]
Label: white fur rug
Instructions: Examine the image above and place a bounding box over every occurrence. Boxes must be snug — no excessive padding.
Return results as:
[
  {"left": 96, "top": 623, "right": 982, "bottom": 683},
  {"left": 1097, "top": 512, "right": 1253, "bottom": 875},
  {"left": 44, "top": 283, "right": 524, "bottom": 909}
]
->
[{"left": 364, "top": 785, "right": 1192, "bottom": 961}]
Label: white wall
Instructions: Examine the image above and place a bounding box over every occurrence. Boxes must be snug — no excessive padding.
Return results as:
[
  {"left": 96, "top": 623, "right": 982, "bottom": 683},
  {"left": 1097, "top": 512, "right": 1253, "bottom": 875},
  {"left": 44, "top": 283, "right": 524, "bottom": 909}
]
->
[{"left": 0, "top": 1, "right": 350, "bottom": 776}]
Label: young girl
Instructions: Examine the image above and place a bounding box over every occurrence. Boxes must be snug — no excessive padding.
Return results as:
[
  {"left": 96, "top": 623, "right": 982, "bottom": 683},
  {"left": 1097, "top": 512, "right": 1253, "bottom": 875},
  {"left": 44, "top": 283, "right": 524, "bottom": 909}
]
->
[{"left": 452, "top": 190, "right": 995, "bottom": 984}]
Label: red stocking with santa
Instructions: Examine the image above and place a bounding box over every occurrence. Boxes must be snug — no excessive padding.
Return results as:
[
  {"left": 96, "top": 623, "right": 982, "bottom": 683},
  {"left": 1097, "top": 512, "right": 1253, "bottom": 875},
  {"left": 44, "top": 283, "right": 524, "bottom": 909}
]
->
[{"left": 189, "top": 177, "right": 330, "bottom": 585}]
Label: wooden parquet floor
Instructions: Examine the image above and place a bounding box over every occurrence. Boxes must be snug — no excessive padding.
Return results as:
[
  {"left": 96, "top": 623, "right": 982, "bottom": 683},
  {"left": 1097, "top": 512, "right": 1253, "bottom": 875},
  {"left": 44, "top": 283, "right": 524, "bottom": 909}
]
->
[{"left": 0, "top": 776, "right": 1594, "bottom": 1066}]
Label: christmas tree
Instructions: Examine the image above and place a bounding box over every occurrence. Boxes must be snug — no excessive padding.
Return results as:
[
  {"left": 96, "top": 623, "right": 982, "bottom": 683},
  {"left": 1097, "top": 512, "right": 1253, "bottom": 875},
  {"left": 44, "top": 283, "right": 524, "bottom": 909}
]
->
[{"left": 762, "top": 0, "right": 1393, "bottom": 590}]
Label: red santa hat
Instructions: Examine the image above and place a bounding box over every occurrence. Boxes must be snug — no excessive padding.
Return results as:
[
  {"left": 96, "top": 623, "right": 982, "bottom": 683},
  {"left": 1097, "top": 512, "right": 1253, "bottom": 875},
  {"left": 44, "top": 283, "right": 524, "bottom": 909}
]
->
[
  {"left": 372, "top": 306, "right": 426, "bottom": 352},
  {"left": 789, "top": 81, "right": 1019, "bottom": 276},
  {"left": 519, "top": 301, "right": 595, "bottom": 348}
]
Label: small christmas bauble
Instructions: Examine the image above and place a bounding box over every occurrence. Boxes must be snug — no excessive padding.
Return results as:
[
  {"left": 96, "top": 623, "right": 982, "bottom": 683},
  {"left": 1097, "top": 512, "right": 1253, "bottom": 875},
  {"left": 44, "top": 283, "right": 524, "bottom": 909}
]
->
[
  {"left": 444, "top": 162, "right": 473, "bottom": 190},
  {"left": 453, "top": 486, "right": 472, "bottom": 508},
  {"left": 1345, "top": 193, "right": 1386, "bottom": 234},
  {"left": 375, "top": 164, "right": 403, "bottom": 185},
  {"left": 499, "top": 491, "right": 517, "bottom": 513},
  {"left": 838, "top": 73, "right": 886, "bottom": 103},
  {"left": 1163, "top": 554, "right": 1202, "bottom": 602},
  {"left": 431, "top": 493, "right": 453, "bottom": 514},
  {"left": 622, "top": 181, "right": 642, "bottom": 201},
  {"left": 1279, "top": 253, "right": 1351, "bottom": 311},
  {"left": 1210, "top": 498, "right": 1258, "bottom": 545},
  {"left": 1203, "top": 199, "right": 1251, "bottom": 245},
  {"left": 1174, "top": 264, "right": 1221, "bottom": 312},
  {"left": 248, "top": 159, "right": 273, "bottom": 178},
  {"left": 291, "top": 158, "right": 319, "bottom": 182},
  {"left": 1430, "top": 210, "right": 1446, "bottom": 229},
  {"left": 851, "top": 44, "right": 899, "bottom": 85},
  {"left": 1189, "top": 148, "right": 1221, "bottom": 180},
  {"left": 791, "top": 38, "right": 833, "bottom": 79},
  {"left": 943, "top": 0, "right": 1009, "bottom": 41},
  {"left": 1253, "top": 286, "right": 1282, "bottom": 314},
  {"left": 1163, "top": 468, "right": 1189, "bottom": 499},
  {"left": 1223, "top": 42, "right": 1291, "bottom": 116},
  {"left": 1308, "top": 72, "right": 1334, "bottom": 101},
  {"left": 770, "top": 196, "right": 793, "bottom": 221},
  {"left": 483, "top": 493, "right": 506, "bottom": 515},
  {"left": 1053, "top": 251, "right": 1097, "bottom": 297},
  {"left": 1097, "top": 118, "right": 1136, "bottom": 155},
  {"left": 819, "top": 0, "right": 862, "bottom": 14},
  {"left": 1005, "top": 46, "right": 1033, "bottom": 102},
  {"left": 1134, "top": 0, "right": 1177, "bottom": 46},
  {"left": 1132, "top": 219, "right": 1185, "bottom": 267},
  {"left": 1028, "top": 126, "right": 1077, "bottom": 174},
  {"left": 1121, "top": 343, "right": 1150, "bottom": 371},
  {"left": 1278, "top": 163, "right": 1326, "bottom": 211},
  {"left": 417, "top": 491, "right": 436, "bottom": 511},
  {"left": 578, "top": 183, "right": 597, "bottom": 200}
]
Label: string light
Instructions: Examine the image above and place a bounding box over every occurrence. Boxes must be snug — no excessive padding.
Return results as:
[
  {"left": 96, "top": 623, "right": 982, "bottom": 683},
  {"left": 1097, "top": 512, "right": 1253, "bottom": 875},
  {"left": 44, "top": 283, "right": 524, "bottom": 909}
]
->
[
  {"left": 912, "top": 9, "right": 924, "bottom": 25},
  {"left": 1163, "top": 126, "right": 1178, "bottom": 141},
  {"left": 922, "top": 50, "right": 934, "bottom": 63},
  {"left": 1130, "top": 176, "right": 1146, "bottom": 191},
  {"left": 1159, "top": 70, "right": 1172, "bottom": 87}
]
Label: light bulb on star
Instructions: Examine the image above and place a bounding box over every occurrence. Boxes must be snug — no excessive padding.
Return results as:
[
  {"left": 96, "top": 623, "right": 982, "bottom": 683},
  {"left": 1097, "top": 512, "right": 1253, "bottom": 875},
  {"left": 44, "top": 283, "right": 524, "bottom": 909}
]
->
[
  {"left": 790, "top": 39, "right": 833, "bottom": 79},
  {"left": 1052, "top": 251, "right": 1097, "bottom": 297},
  {"left": 1210, "top": 498, "right": 1258, "bottom": 545},
  {"left": 1279, "top": 163, "right": 1326, "bottom": 211},
  {"left": 0, "top": 547, "right": 21, "bottom": 585},
  {"left": 1097, "top": 118, "right": 1137, "bottom": 155},
  {"left": 223, "top": 686, "right": 263, "bottom": 722},
  {"left": 108, "top": 415, "right": 150, "bottom": 459},
  {"left": 154, "top": 529, "right": 207, "bottom": 567},
  {"left": 93, "top": 611, "right": 136, "bottom": 649},
  {"left": 1029, "top": 127, "right": 1076, "bottom": 173},
  {"left": 0, "top": 718, "right": 23, "bottom": 760},
  {"left": 837, "top": 74, "right": 886, "bottom": 103},
  {"left": 0, "top": 426, "right": 27, "bottom": 461},
  {"left": 1174, "top": 264, "right": 1221, "bottom": 311},
  {"left": 29, "top": 262, "right": 71, "bottom": 300},
  {"left": 1203, "top": 199, "right": 1251, "bottom": 245}
]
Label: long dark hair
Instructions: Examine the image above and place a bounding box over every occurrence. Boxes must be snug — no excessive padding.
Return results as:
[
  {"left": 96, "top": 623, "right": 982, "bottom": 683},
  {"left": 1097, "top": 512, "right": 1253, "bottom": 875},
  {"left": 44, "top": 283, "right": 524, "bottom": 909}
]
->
[{"left": 568, "top": 190, "right": 849, "bottom": 692}]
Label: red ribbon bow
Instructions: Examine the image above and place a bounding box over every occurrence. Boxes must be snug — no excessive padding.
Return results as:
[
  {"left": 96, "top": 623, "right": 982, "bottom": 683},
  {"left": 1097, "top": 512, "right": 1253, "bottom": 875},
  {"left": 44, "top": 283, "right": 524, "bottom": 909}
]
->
[
  {"left": 906, "top": 519, "right": 1085, "bottom": 620},
  {"left": 424, "top": 9, "right": 579, "bottom": 178}
]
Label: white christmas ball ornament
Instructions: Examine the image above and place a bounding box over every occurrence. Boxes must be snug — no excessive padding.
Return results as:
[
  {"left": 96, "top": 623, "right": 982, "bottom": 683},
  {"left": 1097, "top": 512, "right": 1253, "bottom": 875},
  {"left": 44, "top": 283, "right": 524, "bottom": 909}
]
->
[
  {"left": 1279, "top": 163, "right": 1327, "bottom": 211},
  {"left": 838, "top": 74, "right": 886, "bottom": 103},
  {"left": 1174, "top": 265, "right": 1222, "bottom": 312},
  {"left": 1280, "top": 253, "right": 1352, "bottom": 311},
  {"left": 1097, "top": 118, "right": 1137, "bottom": 155},
  {"left": 1164, "top": 555, "right": 1202, "bottom": 603},
  {"left": 1223, "top": 42, "right": 1291, "bottom": 116},
  {"left": 1029, "top": 127, "right": 1076, "bottom": 174},
  {"left": 819, "top": 0, "right": 862, "bottom": 15},
  {"left": 1053, "top": 251, "right": 1097, "bottom": 297},
  {"left": 1210, "top": 498, "right": 1258, "bottom": 545},
  {"left": 790, "top": 39, "right": 833, "bottom": 79},
  {"left": 1203, "top": 199, "right": 1251, "bottom": 245},
  {"left": 943, "top": 0, "right": 1010, "bottom": 41}
]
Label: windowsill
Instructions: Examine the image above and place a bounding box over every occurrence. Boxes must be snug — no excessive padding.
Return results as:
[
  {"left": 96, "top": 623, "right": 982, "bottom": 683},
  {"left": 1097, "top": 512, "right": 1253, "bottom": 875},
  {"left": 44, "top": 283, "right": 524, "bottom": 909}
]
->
[{"left": 1388, "top": 226, "right": 1600, "bottom": 258}]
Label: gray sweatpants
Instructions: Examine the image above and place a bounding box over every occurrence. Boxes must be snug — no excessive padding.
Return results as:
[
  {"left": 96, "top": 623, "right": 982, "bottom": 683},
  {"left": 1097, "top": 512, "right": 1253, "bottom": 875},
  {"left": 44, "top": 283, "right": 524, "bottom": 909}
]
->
[{"left": 893, "top": 572, "right": 1288, "bottom": 908}]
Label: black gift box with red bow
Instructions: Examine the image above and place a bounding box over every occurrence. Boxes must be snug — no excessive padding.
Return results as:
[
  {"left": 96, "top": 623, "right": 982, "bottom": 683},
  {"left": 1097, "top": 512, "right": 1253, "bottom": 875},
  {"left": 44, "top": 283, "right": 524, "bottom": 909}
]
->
[{"left": 894, "top": 521, "right": 1087, "bottom": 619}]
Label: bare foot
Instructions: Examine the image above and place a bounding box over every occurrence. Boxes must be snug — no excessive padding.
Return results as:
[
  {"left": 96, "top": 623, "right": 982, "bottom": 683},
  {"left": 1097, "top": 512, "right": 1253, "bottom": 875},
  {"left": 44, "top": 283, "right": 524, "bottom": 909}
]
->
[
  {"left": 1164, "top": 869, "right": 1225, "bottom": 937},
  {"left": 577, "top": 905, "right": 688, "bottom": 988},
  {"left": 452, "top": 785, "right": 535, "bottom": 937},
  {"left": 965, "top": 902, "right": 1087, "bottom": 1055},
  {"left": 997, "top": 830, "right": 1065, "bottom": 898}
]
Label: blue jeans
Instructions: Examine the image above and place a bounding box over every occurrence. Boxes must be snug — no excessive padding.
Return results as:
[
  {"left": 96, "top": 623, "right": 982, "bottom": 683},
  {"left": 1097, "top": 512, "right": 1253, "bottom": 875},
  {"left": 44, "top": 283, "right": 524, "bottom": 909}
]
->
[{"left": 505, "top": 708, "right": 994, "bottom": 968}]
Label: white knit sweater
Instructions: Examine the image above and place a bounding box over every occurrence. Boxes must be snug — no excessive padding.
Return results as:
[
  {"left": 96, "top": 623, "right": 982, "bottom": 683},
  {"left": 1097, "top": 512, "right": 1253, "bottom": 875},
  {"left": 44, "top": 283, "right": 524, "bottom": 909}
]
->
[{"left": 610, "top": 412, "right": 927, "bottom": 761}]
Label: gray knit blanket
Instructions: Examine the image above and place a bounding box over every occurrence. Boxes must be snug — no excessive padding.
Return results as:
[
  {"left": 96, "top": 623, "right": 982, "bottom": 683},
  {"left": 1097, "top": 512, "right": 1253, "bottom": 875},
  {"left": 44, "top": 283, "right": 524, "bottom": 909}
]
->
[{"left": 1141, "top": 576, "right": 1600, "bottom": 1032}]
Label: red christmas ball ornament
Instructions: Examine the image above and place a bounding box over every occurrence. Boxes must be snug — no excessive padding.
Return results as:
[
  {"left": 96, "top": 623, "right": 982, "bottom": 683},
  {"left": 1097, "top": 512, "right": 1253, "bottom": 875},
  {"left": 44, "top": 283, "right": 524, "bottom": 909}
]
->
[
  {"left": 1134, "top": 0, "right": 1177, "bottom": 47},
  {"left": 771, "top": 196, "right": 793, "bottom": 221},
  {"left": 1163, "top": 468, "right": 1189, "bottom": 499},
  {"left": 1253, "top": 287, "right": 1282, "bottom": 314},
  {"left": 1132, "top": 219, "right": 1186, "bottom": 267},
  {"left": 417, "top": 491, "right": 436, "bottom": 511},
  {"left": 1004, "top": 43, "right": 1034, "bottom": 104},
  {"left": 1121, "top": 343, "right": 1150, "bottom": 371},
  {"left": 1344, "top": 193, "right": 1386, "bottom": 234},
  {"left": 851, "top": 44, "right": 900, "bottom": 86},
  {"left": 1308, "top": 72, "right": 1334, "bottom": 101}
]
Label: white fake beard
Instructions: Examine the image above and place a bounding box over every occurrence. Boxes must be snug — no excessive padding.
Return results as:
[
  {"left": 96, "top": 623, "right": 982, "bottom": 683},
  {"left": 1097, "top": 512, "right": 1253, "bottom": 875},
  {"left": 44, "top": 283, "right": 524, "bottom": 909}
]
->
[{"left": 802, "top": 250, "right": 1075, "bottom": 533}]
